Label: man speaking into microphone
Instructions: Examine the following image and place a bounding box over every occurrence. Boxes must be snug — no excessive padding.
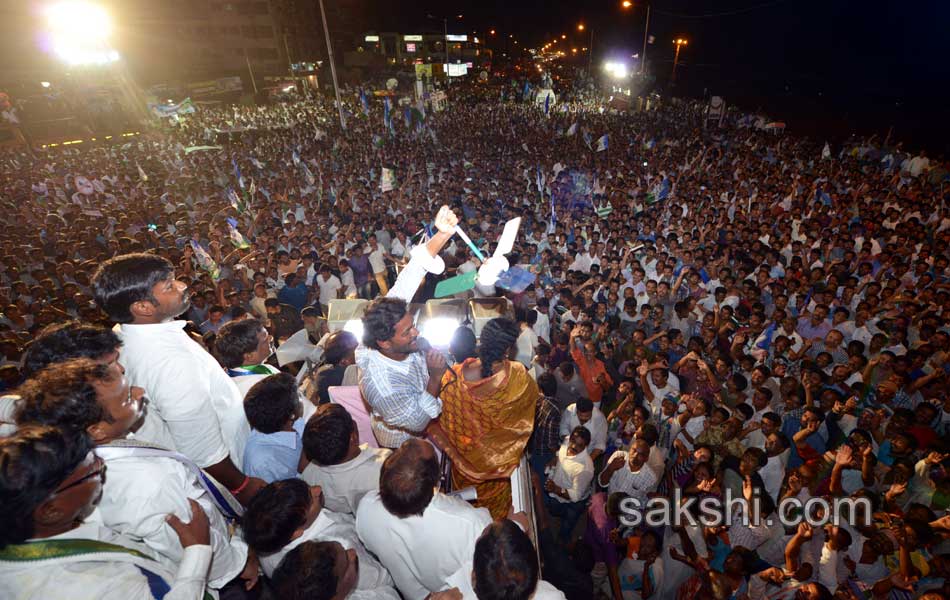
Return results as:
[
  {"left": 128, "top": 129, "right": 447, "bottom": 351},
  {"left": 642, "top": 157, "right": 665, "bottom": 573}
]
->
[{"left": 356, "top": 206, "right": 458, "bottom": 448}]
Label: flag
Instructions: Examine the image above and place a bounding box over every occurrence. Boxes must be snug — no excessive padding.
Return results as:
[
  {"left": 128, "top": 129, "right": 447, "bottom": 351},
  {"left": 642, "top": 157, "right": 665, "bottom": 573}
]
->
[
  {"left": 149, "top": 97, "right": 196, "bottom": 118},
  {"left": 403, "top": 107, "right": 412, "bottom": 128},
  {"left": 301, "top": 163, "right": 315, "bottom": 186},
  {"left": 184, "top": 145, "right": 223, "bottom": 155},
  {"left": 75, "top": 176, "right": 94, "bottom": 195},
  {"left": 566, "top": 122, "right": 577, "bottom": 137},
  {"left": 227, "top": 187, "right": 244, "bottom": 213},
  {"left": 595, "top": 203, "right": 613, "bottom": 218},
  {"left": 227, "top": 223, "right": 250, "bottom": 249},
  {"left": 544, "top": 93, "right": 550, "bottom": 116},
  {"left": 248, "top": 179, "right": 256, "bottom": 197},
  {"left": 190, "top": 240, "right": 220, "bottom": 280},
  {"left": 329, "top": 186, "right": 337, "bottom": 205},
  {"left": 522, "top": 80, "right": 531, "bottom": 101},
  {"left": 360, "top": 89, "right": 370, "bottom": 116},
  {"left": 535, "top": 167, "right": 545, "bottom": 198},
  {"left": 372, "top": 134, "right": 385, "bottom": 149},
  {"left": 292, "top": 150, "right": 301, "bottom": 166},
  {"left": 381, "top": 167, "right": 396, "bottom": 192},
  {"left": 582, "top": 130, "right": 592, "bottom": 149},
  {"left": 136, "top": 163, "right": 148, "bottom": 182},
  {"left": 232, "top": 159, "right": 244, "bottom": 189},
  {"left": 595, "top": 134, "right": 609, "bottom": 152},
  {"left": 250, "top": 156, "right": 264, "bottom": 169},
  {"left": 821, "top": 142, "right": 831, "bottom": 160},
  {"left": 383, "top": 98, "right": 392, "bottom": 131}
]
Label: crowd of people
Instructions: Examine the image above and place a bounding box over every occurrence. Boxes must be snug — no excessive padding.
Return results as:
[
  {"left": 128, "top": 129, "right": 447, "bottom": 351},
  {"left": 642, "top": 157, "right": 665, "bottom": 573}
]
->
[{"left": 0, "top": 76, "right": 949, "bottom": 600}]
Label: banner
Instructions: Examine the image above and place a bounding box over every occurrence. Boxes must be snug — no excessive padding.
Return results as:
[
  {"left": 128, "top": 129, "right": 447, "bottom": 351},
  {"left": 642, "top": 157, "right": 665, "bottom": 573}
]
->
[
  {"left": 381, "top": 167, "right": 396, "bottom": 192},
  {"left": 149, "top": 98, "right": 196, "bottom": 118}
]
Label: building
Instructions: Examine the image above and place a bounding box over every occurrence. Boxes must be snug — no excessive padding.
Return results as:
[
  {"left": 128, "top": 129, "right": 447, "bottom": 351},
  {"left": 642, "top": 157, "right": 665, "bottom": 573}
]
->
[{"left": 344, "top": 32, "right": 492, "bottom": 76}]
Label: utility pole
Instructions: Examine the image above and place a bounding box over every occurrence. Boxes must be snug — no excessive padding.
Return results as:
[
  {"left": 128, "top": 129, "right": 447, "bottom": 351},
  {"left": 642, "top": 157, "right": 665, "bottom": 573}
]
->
[
  {"left": 640, "top": 4, "right": 651, "bottom": 75},
  {"left": 318, "top": 0, "right": 345, "bottom": 129},
  {"left": 244, "top": 48, "right": 258, "bottom": 94}
]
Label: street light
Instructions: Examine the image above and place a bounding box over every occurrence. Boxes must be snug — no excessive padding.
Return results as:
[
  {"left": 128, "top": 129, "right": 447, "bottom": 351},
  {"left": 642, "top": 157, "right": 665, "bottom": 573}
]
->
[
  {"left": 577, "top": 23, "right": 585, "bottom": 31},
  {"left": 671, "top": 37, "right": 688, "bottom": 83},
  {"left": 490, "top": 29, "right": 496, "bottom": 35},
  {"left": 622, "top": 0, "right": 633, "bottom": 7}
]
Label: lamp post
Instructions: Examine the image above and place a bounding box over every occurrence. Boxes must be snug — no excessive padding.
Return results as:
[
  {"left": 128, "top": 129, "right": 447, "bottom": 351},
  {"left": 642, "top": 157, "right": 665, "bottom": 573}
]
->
[
  {"left": 671, "top": 38, "right": 688, "bottom": 83},
  {"left": 620, "top": 1, "right": 651, "bottom": 75},
  {"left": 577, "top": 23, "right": 594, "bottom": 75}
]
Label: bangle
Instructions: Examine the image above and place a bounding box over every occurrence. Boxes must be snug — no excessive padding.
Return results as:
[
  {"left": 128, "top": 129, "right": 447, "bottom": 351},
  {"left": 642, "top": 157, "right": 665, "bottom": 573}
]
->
[{"left": 230, "top": 475, "right": 250, "bottom": 495}]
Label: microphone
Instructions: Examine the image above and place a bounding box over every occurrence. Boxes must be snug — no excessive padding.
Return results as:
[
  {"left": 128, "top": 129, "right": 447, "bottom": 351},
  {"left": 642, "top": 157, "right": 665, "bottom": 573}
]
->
[{"left": 415, "top": 337, "right": 431, "bottom": 352}]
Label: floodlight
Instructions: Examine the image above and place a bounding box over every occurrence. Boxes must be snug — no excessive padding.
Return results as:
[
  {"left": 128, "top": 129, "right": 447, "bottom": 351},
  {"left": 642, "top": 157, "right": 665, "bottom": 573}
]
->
[
  {"left": 45, "top": 2, "right": 118, "bottom": 65},
  {"left": 420, "top": 317, "right": 461, "bottom": 348}
]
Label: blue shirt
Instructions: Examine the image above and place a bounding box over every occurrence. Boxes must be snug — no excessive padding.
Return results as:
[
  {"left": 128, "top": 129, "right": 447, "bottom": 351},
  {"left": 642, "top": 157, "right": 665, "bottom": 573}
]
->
[
  {"left": 243, "top": 418, "right": 306, "bottom": 483},
  {"left": 277, "top": 283, "right": 309, "bottom": 312}
]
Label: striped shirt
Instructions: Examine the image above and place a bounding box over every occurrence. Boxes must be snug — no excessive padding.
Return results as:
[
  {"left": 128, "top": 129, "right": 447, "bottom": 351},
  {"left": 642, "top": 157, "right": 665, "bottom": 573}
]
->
[{"left": 598, "top": 450, "right": 658, "bottom": 503}]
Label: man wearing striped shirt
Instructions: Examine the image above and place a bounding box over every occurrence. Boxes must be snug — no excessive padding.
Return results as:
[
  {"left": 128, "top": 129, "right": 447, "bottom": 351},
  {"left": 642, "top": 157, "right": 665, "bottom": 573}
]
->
[{"left": 356, "top": 206, "right": 459, "bottom": 448}]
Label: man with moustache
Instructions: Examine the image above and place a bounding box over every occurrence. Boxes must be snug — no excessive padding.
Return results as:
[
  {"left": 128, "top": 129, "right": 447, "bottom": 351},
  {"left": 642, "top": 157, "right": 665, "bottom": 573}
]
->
[{"left": 93, "top": 253, "right": 264, "bottom": 505}]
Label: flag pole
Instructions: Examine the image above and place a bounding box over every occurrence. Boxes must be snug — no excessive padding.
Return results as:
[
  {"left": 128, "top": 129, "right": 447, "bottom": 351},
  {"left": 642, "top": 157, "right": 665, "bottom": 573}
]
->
[{"left": 319, "top": 0, "right": 346, "bottom": 130}]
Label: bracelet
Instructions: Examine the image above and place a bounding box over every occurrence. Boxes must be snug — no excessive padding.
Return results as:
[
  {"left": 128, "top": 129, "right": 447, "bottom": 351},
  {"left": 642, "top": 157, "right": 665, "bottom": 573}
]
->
[{"left": 230, "top": 475, "right": 250, "bottom": 495}]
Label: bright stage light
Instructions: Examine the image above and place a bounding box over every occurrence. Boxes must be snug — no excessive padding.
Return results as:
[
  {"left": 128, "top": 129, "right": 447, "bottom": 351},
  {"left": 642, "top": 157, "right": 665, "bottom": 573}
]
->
[
  {"left": 343, "top": 319, "right": 364, "bottom": 341},
  {"left": 603, "top": 62, "right": 628, "bottom": 78},
  {"left": 45, "top": 2, "right": 118, "bottom": 65},
  {"left": 420, "top": 317, "right": 461, "bottom": 348}
]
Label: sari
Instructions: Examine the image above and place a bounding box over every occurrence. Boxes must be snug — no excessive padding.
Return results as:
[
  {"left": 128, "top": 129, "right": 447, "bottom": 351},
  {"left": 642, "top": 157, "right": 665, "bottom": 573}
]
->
[{"left": 439, "top": 358, "right": 539, "bottom": 520}]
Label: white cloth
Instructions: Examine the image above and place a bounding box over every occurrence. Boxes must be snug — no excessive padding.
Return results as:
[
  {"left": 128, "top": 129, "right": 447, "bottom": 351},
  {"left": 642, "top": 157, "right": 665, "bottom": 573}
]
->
[
  {"left": 367, "top": 248, "right": 387, "bottom": 274},
  {"left": 117, "top": 321, "right": 249, "bottom": 469},
  {"left": 356, "top": 490, "right": 492, "bottom": 600},
  {"left": 94, "top": 446, "right": 247, "bottom": 589},
  {"left": 445, "top": 561, "right": 566, "bottom": 599},
  {"left": 316, "top": 274, "right": 343, "bottom": 305},
  {"left": 548, "top": 444, "right": 594, "bottom": 503},
  {"left": 515, "top": 326, "right": 538, "bottom": 368},
  {"left": 259, "top": 508, "right": 393, "bottom": 593},
  {"left": 598, "top": 451, "right": 658, "bottom": 503},
  {"left": 558, "top": 404, "right": 608, "bottom": 454},
  {"left": 0, "top": 521, "right": 212, "bottom": 600},
  {"left": 760, "top": 453, "right": 787, "bottom": 502},
  {"left": 300, "top": 445, "right": 391, "bottom": 514},
  {"left": 616, "top": 556, "right": 664, "bottom": 600}
]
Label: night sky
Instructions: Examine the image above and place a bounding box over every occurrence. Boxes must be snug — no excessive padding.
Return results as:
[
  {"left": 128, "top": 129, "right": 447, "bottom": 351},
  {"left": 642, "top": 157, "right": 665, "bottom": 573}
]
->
[{"left": 372, "top": 0, "right": 950, "bottom": 154}]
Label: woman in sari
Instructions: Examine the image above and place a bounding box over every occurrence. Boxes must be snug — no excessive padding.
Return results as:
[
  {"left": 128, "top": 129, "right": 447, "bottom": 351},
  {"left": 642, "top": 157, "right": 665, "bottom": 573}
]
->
[{"left": 428, "top": 318, "right": 539, "bottom": 520}]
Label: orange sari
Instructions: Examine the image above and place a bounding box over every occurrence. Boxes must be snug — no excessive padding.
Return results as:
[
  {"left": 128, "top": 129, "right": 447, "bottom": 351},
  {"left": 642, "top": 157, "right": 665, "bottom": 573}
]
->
[{"left": 439, "top": 358, "right": 539, "bottom": 520}]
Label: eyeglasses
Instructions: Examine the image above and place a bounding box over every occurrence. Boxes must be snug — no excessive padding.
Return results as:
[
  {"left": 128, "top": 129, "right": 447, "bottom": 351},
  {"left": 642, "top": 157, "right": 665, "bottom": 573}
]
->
[{"left": 53, "top": 455, "right": 106, "bottom": 495}]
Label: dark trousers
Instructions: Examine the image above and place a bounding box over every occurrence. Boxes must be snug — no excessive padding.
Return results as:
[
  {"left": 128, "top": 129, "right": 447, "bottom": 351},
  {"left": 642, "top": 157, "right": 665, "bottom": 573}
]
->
[{"left": 545, "top": 494, "right": 587, "bottom": 544}]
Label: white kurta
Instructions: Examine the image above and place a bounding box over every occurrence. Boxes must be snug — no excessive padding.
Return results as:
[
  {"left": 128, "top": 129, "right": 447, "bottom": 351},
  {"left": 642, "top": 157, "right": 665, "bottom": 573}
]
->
[
  {"left": 299, "top": 445, "right": 391, "bottom": 514},
  {"left": 95, "top": 447, "right": 248, "bottom": 589},
  {"left": 0, "top": 522, "right": 211, "bottom": 600},
  {"left": 117, "top": 321, "right": 249, "bottom": 469},
  {"left": 356, "top": 491, "right": 492, "bottom": 600},
  {"left": 445, "top": 561, "right": 567, "bottom": 599},
  {"left": 259, "top": 508, "right": 393, "bottom": 594}
]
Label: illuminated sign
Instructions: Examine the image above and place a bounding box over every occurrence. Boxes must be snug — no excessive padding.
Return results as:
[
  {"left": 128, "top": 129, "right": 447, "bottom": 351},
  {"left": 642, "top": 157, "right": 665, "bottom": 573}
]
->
[
  {"left": 406, "top": 43, "right": 416, "bottom": 52},
  {"left": 404, "top": 35, "right": 423, "bottom": 41},
  {"left": 364, "top": 35, "right": 379, "bottom": 42},
  {"left": 446, "top": 34, "right": 467, "bottom": 42}
]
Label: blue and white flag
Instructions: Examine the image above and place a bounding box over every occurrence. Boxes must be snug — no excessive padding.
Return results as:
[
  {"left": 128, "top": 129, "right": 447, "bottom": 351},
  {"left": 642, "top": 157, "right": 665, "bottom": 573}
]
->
[
  {"left": 232, "top": 159, "right": 244, "bottom": 189},
  {"left": 595, "top": 134, "right": 609, "bottom": 152},
  {"left": 566, "top": 122, "right": 578, "bottom": 137},
  {"left": 149, "top": 98, "right": 196, "bottom": 118},
  {"left": 582, "top": 130, "right": 592, "bottom": 149},
  {"left": 227, "top": 187, "right": 243, "bottom": 213},
  {"left": 522, "top": 81, "right": 531, "bottom": 101},
  {"left": 543, "top": 94, "right": 550, "bottom": 116},
  {"left": 301, "top": 163, "right": 316, "bottom": 186},
  {"left": 360, "top": 89, "right": 370, "bottom": 116},
  {"left": 383, "top": 98, "right": 392, "bottom": 131},
  {"left": 190, "top": 240, "right": 220, "bottom": 280},
  {"left": 292, "top": 150, "right": 301, "bottom": 166},
  {"left": 250, "top": 157, "right": 264, "bottom": 170},
  {"left": 403, "top": 107, "right": 412, "bottom": 128}
]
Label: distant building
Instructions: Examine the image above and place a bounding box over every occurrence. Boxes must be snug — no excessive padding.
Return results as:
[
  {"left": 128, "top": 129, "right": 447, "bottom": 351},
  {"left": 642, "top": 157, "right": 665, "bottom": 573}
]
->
[{"left": 345, "top": 32, "right": 492, "bottom": 75}]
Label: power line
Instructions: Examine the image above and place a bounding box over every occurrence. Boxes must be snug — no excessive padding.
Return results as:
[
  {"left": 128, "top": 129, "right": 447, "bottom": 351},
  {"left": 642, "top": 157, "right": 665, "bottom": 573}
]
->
[{"left": 651, "top": 0, "right": 793, "bottom": 19}]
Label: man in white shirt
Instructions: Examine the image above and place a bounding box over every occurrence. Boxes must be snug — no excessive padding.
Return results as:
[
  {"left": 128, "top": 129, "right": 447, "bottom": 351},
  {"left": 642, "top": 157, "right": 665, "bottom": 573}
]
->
[
  {"left": 269, "top": 539, "right": 401, "bottom": 600},
  {"left": 14, "top": 359, "right": 257, "bottom": 592},
  {"left": 544, "top": 427, "right": 594, "bottom": 543},
  {"left": 339, "top": 259, "right": 358, "bottom": 299},
  {"left": 355, "top": 439, "right": 493, "bottom": 600},
  {"left": 92, "top": 253, "right": 263, "bottom": 504},
  {"left": 243, "top": 479, "right": 394, "bottom": 593},
  {"left": 357, "top": 206, "right": 458, "bottom": 448},
  {"left": 366, "top": 235, "right": 389, "bottom": 295},
  {"left": 443, "top": 520, "right": 567, "bottom": 600},
  {"left": 300, "top": 403, "right": 391, "bottom": 514},
  {"left": 598, "top": 438, "right": 659, "bottom": 504},
  {"left": 316, "top": 264, "right": 343, "bottom": 315},
  {"left": 0, "top": 425, "right": 214, "bottom": 600},
  {"left": 559, "top": 398, "right": 608, "bottom": 461}
]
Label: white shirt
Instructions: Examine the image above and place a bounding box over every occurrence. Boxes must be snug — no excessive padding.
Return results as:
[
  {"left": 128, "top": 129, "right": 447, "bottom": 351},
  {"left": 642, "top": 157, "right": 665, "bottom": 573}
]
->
[
  {"left": 340, "top": 269, "right": 358, "bottom": 297},
  {"left": 445, "top": 561, "right": 566, "bottom": 599},
  {"left": 356, "top": 490, "right": 492, "bottom": 600},
  {"left": 0, "top": 521, "right": 212, "bottom": 600},
  {"left": 117, "top": 321, "right": 249, "bottom": 469},
  {"left": 559, "top": 404, "right": 608, "bottom": 454},
  {"left": 616, "top": 555, "right": 664, "bottom": 600},
  {"left": 316, "top": 274, "right": 343, "bottom": 305},
  {"left": 95, "top": 446, "right": 248, "bottom": 589},
  {"left": 300, "top": 445, "right": 391, "bottom": 514},
  {"left": 260, "top": 508, "right": 394, "bottom": 593},
  {"left": 367, "top": 248, "right": 387, "bottom": 274},
  {"left": 534, "top": 310, "right": 551, "bottom": 343},
  {"left": 548, "top": 444, "right": 594, "bottom": 503},
  {"left": 598, "top": 451, "right": 658, "bottom": 502},
  {"left": 516, "top": 326, "right": 538, "bottom": 368},
  {"left": 760, "top": 452, "right": 787, "bottom": 503}
]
